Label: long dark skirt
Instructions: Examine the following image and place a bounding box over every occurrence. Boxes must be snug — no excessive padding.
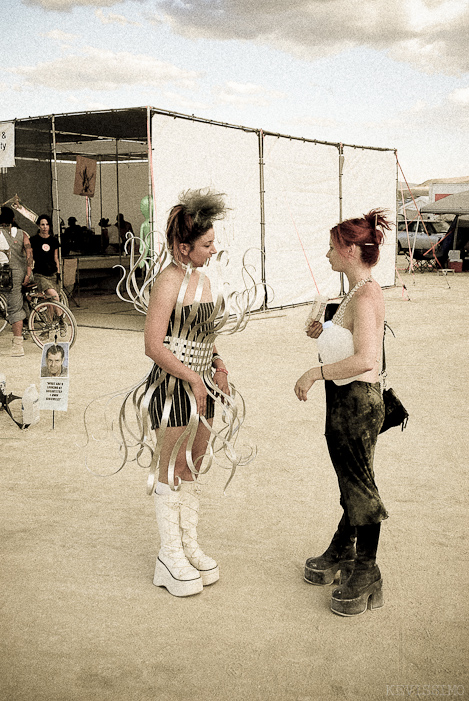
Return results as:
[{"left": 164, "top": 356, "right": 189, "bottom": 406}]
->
[{"left": 325, "top": 380, "right": 388, "bottom": 527}]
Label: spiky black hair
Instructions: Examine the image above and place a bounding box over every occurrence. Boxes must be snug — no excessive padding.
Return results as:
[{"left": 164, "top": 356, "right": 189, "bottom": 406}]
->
[{"left": 178, "top": 188, "right": 228, "bottom": 232}]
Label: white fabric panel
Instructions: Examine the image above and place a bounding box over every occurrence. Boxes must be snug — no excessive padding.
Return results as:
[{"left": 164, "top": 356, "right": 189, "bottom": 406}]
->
[
  {"left": 263, "top": 136, "right": 341, "bottom": 307},
  {"left": 341, "top": 147, "right": 397, "bottom": 288},
  {"left": 151, "top": 114, "right": 263, "bottom": 305}
]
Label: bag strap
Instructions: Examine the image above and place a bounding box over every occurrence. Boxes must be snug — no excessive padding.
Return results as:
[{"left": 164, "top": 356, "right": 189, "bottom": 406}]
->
[
  {"left": 381, "top": 322, "right": 395, "bottom": 384},
  {"left": 0, "top": 390, "right": 27, "bottom": 429}
]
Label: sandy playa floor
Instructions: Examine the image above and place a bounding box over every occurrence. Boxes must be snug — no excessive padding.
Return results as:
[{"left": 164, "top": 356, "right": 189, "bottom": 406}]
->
[{"left": 0, "top": 269, "right": 468, "bottom": 701}]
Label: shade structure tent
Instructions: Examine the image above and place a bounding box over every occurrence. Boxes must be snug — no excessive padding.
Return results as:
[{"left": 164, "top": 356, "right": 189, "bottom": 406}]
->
[
  {"left": 421, "top": 190, "right": 469, "bottom": 262},
  {"left": 1, "top": 107, "right": 397, "bottom": 308},
  {"left": 421, "top": 190, "right": 469, "bottom": 216}
]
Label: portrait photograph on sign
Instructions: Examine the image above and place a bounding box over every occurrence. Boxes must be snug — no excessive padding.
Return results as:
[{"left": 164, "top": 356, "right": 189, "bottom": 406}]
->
[{"left": 39, "top": 342, "right": 70, "bottom": 411}]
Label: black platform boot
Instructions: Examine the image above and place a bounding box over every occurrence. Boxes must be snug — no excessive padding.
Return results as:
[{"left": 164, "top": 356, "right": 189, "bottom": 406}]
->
[
  {"left": 330, "top": 523, "right": 383, "bottom": 616},
  {"left": 304, "top": 514, "right": 357, "bottom": 586}
]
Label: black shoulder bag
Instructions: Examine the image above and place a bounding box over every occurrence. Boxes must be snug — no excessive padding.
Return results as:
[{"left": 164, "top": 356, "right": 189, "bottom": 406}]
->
[{"left": 380, "top": 322, "right": 409, "bottom": 433}]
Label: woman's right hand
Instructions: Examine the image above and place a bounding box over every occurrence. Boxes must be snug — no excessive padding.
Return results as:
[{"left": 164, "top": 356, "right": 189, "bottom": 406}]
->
[
  {"left": 189, "top": 374, "right": 208, "bottom": 416},
  {"left": 306, "top": 320, "right": 323, "bottom": 339}
]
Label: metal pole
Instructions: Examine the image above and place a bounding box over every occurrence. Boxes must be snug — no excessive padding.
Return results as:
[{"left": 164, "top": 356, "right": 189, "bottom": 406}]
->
[
  {"left": 452, "top": 215, "right": 459, "bottom": 251},
  {"left": 147, "top": 106, "right": 154, "bottom": 262},
  {"left": 338, "top": 144, "right": 345, "bottom": 295},
  {"left": 115, "top": 139, "right": 121, "bottom": 265},
  {"left": 258, "top": 130, "right": 267, "bottom": 310},
  {"left": 51, "top": 116, "right": 62, "bottom": 281}
]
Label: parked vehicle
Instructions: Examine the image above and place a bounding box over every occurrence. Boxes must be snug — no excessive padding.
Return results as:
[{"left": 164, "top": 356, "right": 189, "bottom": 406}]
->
[{"left": 397, "top": 220, "right": 449, "bottom": 253}]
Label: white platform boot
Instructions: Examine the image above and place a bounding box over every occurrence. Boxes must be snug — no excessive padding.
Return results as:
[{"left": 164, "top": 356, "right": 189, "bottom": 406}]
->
[
  {"left": 179, "top": 481, "right": 219, "bottom": 586},
  {"left": 153, "top": 489, "right": 203, "bottom": 597}
]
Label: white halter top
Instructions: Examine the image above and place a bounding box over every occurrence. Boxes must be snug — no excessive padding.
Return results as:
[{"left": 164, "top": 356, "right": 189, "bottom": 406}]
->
[{"left": 317, "top": 277, "right": 372, "bottom": 386}]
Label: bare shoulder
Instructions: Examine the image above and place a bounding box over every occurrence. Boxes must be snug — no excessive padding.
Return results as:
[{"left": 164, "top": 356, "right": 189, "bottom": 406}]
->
[
  {"left": 353, "top": 280, "right": 384, "bottom": 321},
  {"left": 152, "top": 264, "right": 183, "bottom": 297},
  {"left": 355, "top": 279, "right": 383, "bottom": 303}
]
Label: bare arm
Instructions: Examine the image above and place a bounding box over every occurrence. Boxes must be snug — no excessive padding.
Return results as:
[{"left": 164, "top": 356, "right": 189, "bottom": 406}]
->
[
  {"left": 54, "top": 247, "right": 60, "bottom": 274},
  {"left": 23, "top": 233, "right": 33, "bottom": 284}
]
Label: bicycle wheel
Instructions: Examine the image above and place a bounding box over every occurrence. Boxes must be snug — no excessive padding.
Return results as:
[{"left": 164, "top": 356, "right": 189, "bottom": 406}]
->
[
  {"left": 28, "top": 300, "right": 78, "bottom": 349},
  {"left": 0, "top": 293, "right": 8, "bottom": 334}
]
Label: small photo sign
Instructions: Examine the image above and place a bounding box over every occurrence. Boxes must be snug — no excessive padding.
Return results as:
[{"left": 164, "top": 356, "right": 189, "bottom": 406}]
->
[{"left": 39, "top": 342, "right": 70, "bottom": 411}]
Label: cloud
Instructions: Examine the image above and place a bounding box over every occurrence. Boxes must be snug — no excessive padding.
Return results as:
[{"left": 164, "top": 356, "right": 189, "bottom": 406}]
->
[
  {"left": 216, "top": 81, "right": 285, "bottom": 107},
  {"left": 22, "top": 0, "right": 469, "bottom": 75},
  {"left": 95, "top": 8, "right": 140, "bottom": 26},
  {"left": 42, "top": 29, "right": 77, "bottom": 42},
  {"left": 154, "top": 0, "right": 469, "bottom": 75},
  {"left": 402, "top": 95, "right": 469, "bottom": 131},
  {"left": 161, "top": 91, "right": 211, "bottom": 112},
  {"left": 449, "top": 86, "right": 469, "bottom": 104},
  {"left": 24, "top": 0, "right": 117, "bottom": 9},
  {"left": 10, "top": 48, "right": 200, "bottom": 91}
]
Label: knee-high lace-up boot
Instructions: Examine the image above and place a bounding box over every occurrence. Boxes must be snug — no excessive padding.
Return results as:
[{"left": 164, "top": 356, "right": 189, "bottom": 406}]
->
[
  {"left": 331, "top": 522, "right": 383, "bottom": 616},
  {"left": 179, "top": 481, "right": 219, "bottom": 586},
  {"left": 153, "top": 489, "right": 203, "bottom": 597},
  {"left": 304, "top": 513, "right": 356, "bottom": 585}
]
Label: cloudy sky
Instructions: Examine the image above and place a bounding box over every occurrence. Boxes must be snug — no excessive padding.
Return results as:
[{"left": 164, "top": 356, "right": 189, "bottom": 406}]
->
[{"left": 3, "top": 0, "right": 469, "bottom": 183}]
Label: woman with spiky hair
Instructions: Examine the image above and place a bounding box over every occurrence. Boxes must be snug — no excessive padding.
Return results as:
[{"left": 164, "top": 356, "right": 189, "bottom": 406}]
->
[
  {"left": 295, "top": 210, "right": 392, "bottom": 617},
  {"left": 144, "top": 188, "right": 233, "bottom": 598}
]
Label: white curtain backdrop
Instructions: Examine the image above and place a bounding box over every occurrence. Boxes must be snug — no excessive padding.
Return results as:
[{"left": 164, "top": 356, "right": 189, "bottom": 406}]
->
[
  {"left": 151, "top": 114, "right": 263, "bottom": 304},
  {"left": 151, "top": 113, "right": 397, "bottom": 308},
  {"left": 263, "top": 136, "right": 341, "bottom": 306},
  {"left": 341, "top": 147, "right": 397, "bottom": 289}
]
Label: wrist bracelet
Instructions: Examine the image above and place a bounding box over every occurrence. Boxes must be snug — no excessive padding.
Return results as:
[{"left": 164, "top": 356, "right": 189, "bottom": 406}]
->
[
  {"left": 320, "top": 365, "right": 325, "bottom": 380},
  {"left": 214, "top": 368, "right": 228, "bottom": 375}
]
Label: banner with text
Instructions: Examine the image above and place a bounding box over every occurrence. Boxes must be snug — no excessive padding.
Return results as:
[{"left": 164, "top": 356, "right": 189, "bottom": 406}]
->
[{"left": 0, "top": 122, "right": 15, "bottom": 168}]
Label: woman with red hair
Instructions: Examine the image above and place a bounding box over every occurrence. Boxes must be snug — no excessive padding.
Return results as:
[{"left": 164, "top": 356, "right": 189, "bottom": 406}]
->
[{"left": 294, "top": 209, "right": 392, "bottom": 617}]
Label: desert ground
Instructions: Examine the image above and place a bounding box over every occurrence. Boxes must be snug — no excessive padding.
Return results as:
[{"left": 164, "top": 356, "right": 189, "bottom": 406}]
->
[{"left": 1, "top": 266, "right": 467, "bottom": 701}]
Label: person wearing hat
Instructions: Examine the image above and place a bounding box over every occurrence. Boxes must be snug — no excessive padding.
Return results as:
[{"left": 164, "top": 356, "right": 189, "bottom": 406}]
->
[{"left": 62, "top": 217, "right": 81, "bottom": 256}]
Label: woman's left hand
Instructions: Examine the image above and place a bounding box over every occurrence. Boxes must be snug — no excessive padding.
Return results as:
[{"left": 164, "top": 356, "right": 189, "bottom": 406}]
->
[
  {"left": 294, "top": 370, "right": 315, "bottom": 401},
  {"left": 306, "top": 320, "right": 323, "bottom": 339},
  {"left": 214, "top": 370, "right": 230, "bottom": 397}
]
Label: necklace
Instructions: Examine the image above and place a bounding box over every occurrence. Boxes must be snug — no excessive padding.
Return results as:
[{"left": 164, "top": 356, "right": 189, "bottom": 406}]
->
[
  {"left": 170, "top": 255, "right": 193, "bottom": 272},
  {"left": 333, "top": 276, "right": 372, "bottom": 327}
]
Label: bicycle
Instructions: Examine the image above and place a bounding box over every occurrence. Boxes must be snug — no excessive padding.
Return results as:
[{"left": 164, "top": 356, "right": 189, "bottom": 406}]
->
[
  {"left": 0, "top": 284, "right": 78, "bottom": 349},
  {"left": 0, "top": 291, "right": 7, "bottom": 335},
  {"left": 25, "top": 283, "right": 78, "bottom": 349}
]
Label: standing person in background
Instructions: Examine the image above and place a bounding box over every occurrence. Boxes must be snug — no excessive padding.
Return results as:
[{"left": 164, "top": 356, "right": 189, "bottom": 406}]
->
[
  {"left": 116, "top": 213, "right": 133, "bottom": 250},
  {"left": 0, "top": 207, "right": 33, "bottom": 357},
  {"left": 62, "top": 217, "right": 81, "bottom": 255},
  {"left": 294, "top": 210, "right": 391, "bottom": 617},
  {"left": 98, "top": 218, "right": 110, "bottom": 253},
  {"left": 31, "top": 215, "right": 67, "bottom": 336}
]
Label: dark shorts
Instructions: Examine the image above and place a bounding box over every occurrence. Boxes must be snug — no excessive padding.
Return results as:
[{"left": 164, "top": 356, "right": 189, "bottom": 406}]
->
[
  {"left": 325, "top": 380, "right": 388, "bottom": 526},
  {"left": 33, "top": 274, "right": 59, "bottom": 295}
]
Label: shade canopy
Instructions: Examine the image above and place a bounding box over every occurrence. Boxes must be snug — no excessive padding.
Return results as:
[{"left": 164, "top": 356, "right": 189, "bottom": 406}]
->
[{"left": 421, "top": 190, "right": 469, "bottom": 215}]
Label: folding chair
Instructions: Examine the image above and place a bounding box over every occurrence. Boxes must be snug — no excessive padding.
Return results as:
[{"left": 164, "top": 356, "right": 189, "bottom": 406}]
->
[
  {"left": 404, "top": 249, "right": 436, "bottom": 273},
  {"left": 62, "top": 257, "right": 80, "bottom": 307}
]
